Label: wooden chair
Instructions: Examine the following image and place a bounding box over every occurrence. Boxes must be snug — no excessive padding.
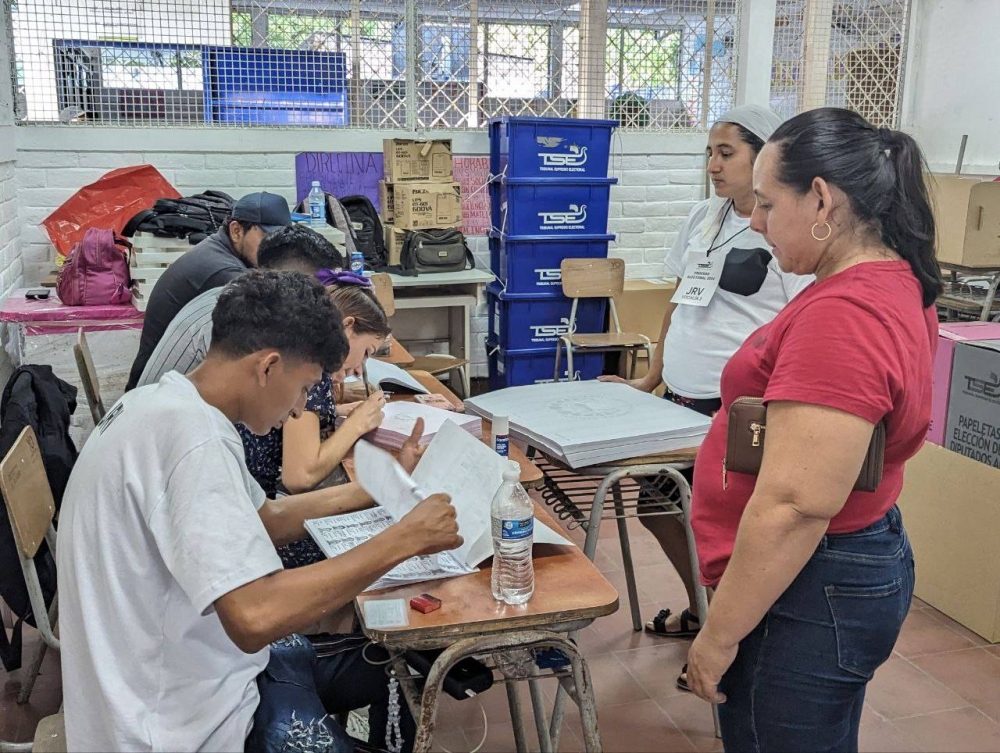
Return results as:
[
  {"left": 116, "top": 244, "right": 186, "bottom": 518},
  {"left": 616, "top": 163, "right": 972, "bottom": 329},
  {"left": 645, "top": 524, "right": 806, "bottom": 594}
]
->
[
  {"left": 0, "top": 427, "right": 61, "bottom": 711},
  {"left": 0, "top": 712, "right": 66, "bottom": 753},
  {"left": 553, "top": 258, "right": 652, "bottom": 382},
  {"left": 73, "top": 329, "right": 105, "bottom": 425},
  {"left": 369, "top": 273, "right": 395, "bottom": 317},
  {"left": 370, "top": 274, "right": 470, "bottom": 397}
]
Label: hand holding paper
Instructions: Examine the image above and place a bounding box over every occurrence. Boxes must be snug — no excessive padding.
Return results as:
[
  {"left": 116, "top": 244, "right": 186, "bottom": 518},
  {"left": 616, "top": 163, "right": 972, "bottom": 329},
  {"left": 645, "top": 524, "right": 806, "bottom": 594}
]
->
[{"left": 397, "top": 493, "right": 464, "bottom": 557}]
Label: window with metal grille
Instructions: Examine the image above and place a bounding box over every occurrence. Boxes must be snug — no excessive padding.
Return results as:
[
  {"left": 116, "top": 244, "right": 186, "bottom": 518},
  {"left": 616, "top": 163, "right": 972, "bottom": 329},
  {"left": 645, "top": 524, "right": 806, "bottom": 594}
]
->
[
  {"left": 770, "top": 0, "right": 911, "bottom": 128},
  {"left": 4, "top": 0, "right": 741, "bottom": 129}
]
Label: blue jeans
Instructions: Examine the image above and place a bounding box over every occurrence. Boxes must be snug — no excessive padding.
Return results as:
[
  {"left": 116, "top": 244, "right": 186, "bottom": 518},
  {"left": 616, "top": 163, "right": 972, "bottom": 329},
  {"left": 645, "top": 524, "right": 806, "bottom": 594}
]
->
[
  {"left": 246, "top": 633, "right": 416, "bottom": 753},
  {"left": 718, "top": 506, "right": 914, "bottom": 753}
]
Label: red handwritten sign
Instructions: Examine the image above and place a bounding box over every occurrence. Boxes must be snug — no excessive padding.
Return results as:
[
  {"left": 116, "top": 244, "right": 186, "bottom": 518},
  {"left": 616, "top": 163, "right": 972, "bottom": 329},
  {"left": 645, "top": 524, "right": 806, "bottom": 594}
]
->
[{"left": 454, "top": 156, "right": 492, "bottom": 236}]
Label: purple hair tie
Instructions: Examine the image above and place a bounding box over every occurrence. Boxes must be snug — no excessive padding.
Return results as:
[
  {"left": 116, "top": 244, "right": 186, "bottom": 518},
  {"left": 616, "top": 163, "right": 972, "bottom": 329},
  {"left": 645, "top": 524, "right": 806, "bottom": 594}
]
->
[{"left": 315, "top": 269, "right": 372, "bottom": 288}]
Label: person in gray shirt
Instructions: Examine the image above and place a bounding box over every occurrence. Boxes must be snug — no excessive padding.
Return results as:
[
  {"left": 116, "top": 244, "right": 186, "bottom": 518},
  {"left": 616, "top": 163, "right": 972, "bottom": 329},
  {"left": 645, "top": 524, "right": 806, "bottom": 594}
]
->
[
  {"left": 137, "top": 224, "right": 343, "bottom": 388},
  {"left": 126, "top": 192, "right": 293, "bottom": 391}
]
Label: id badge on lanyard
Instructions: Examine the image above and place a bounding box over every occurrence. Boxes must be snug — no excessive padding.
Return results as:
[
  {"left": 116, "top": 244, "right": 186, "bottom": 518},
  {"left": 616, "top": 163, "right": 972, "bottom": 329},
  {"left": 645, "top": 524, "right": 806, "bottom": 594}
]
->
[{"left": 671, "top": 250, "right": 722, "bottom": 307}]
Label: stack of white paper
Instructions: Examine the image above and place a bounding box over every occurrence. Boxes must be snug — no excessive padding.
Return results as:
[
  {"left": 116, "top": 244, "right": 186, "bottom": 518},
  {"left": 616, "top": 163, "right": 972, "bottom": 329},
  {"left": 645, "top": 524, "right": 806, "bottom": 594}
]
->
[
  {"left": 464, "top": 381, "right": 712, "bottom": 468},
  {"left": 360, "top": 401, "right": 481, "bottom": 450},
  {"left": 304, "top": 421, "right": 573, "bottom": 591}
]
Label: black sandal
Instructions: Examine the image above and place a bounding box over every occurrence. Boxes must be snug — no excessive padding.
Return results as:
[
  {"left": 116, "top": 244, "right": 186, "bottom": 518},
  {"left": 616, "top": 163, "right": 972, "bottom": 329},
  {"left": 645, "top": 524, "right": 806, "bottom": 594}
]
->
[
  {"left": 644, "top": 608, "right": 701, "bottom": 638},
  {"left": 676, "top": 663, "right": 690, "bottom": 692}
]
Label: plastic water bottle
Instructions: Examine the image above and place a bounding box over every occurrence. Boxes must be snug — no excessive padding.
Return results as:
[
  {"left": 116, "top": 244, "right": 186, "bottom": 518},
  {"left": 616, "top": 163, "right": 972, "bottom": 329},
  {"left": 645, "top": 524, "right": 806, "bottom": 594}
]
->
[
  {"left": 491, "top": 461, "right": 534, "bottom": 605},
  {"left": 350, "top": 250, "right": 365, "bottom": 274},
  {"left": 308, "top": 181, "right": 325, "bottom": 226}
]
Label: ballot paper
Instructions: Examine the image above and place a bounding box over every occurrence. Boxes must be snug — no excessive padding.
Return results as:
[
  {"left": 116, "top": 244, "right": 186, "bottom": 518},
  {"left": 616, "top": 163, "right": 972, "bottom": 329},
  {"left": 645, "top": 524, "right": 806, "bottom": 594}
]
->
[
  {"left": 411, "top": 420, "right": 571, "bottom": 565},
  {"left": 304, "top": 508, "right": 471, "bottom": 592},
  {"left": 464, "top": 381, "right": 712, "bottom": 468},
  {"left": 361, "top": 402, "right": 482, "bottom": 450},
  {"left": 304, "top": 423, "right": 572, "bottom": 591}
]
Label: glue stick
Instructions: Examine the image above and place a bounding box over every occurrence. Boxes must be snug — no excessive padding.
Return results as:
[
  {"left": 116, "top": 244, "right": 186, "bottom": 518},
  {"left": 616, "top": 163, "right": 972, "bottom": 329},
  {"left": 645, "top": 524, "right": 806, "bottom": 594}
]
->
[{"left": 492, "top": 415, "right": 510, "bottom": 457}]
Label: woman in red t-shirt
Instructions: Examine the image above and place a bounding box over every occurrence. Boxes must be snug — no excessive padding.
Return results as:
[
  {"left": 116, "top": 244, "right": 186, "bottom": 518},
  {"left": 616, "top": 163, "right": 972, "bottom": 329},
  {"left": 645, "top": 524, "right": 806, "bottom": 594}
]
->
[{"left": 685, "top": 107, "right": 942, "bottom": 752}]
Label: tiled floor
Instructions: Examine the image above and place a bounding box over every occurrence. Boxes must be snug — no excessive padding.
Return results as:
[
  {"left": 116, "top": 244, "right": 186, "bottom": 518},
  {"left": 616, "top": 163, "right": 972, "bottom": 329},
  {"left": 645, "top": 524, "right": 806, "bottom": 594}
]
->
[{"left": 5, "top": 513, "right": 1000, "bottom": 751}]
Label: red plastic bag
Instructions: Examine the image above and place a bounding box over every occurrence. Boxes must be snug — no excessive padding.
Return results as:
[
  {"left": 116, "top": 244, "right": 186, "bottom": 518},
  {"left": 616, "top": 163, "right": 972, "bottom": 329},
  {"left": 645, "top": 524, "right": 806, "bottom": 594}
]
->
[{"left": 42, "top": 165, "right": 180, "bottom": 259}]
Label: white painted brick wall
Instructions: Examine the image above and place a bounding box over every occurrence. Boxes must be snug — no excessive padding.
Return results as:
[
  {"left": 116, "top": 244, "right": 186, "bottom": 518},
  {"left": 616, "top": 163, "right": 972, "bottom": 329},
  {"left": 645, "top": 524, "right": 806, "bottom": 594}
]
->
[
  {"left": 12, "top": 134, "right": 706, "bottom": 377},
  {"left": 0, "top": 151, "right": 24, "bottom": 386}
]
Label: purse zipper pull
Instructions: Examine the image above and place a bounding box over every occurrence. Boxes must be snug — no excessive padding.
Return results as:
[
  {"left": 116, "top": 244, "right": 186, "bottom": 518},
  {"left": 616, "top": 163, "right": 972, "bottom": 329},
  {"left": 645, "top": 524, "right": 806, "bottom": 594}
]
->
[{"left": 722, "top": 459, "right": 728, "bottom": 490}]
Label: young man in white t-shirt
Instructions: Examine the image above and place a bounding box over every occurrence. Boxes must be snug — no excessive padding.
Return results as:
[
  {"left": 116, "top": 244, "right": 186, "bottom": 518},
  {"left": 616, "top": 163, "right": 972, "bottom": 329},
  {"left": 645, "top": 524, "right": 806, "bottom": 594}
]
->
[{"left": 57, "top": 270, "right": 462, "bottom": 752}]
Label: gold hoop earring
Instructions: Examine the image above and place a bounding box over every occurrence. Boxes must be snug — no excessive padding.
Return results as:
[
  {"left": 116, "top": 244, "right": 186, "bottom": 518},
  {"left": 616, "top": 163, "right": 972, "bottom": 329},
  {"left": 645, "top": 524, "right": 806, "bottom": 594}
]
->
[{"left": 811, "top": 222, "right": 832, "bottom": 242}]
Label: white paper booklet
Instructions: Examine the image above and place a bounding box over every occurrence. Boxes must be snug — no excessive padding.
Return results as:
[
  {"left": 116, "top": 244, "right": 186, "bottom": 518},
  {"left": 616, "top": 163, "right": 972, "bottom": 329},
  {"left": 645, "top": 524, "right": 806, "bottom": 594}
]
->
[
  {"left": 464, "top": 381, "right": 712, "bottom": 468},
  {"left": 304, "top": 508, "right": 470, "bottom": 592},
  {"left": 304, "top": 421, "right": 571, "bottom": 590},
  {"left": 363, "top": 359, "right": 430, "bottom": 394},
  {"left": 363, "top": 401, "right": 481, "bottom": 450}
]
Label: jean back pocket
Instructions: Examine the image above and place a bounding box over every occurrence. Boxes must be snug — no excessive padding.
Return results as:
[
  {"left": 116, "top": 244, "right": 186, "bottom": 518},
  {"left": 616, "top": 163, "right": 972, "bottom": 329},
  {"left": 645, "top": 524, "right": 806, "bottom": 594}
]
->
[{"left": 825, "top": 579, "right": 905, "bottom": 680}]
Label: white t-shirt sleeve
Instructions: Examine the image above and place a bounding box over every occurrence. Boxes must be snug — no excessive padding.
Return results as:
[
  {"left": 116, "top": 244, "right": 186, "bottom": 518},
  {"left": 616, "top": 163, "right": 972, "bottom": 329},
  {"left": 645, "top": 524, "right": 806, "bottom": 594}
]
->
[
  {"left": 780, "top": 269, "right": 816, "bottom": 301},
  {"left": 664, "top": 200, "right": 710, "bottom": 278},
  {"left": 147, "top": 437, "right": 282, "bottom": 615}
]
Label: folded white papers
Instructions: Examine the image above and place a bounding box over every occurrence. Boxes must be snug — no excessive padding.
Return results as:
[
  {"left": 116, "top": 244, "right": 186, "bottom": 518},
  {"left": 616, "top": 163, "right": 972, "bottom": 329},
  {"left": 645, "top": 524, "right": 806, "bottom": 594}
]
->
[
  {"left": 464, "top": 381, "right": 712, "bottom": 468},
  {"left": 362, "top": 359, "right": 430, "bottom": 394},
  {"left": 304, "top": 421, "right": 572, "bottom": 591},
  {"left": 361, "top": 401, "right": 481, "bottom": 450}
]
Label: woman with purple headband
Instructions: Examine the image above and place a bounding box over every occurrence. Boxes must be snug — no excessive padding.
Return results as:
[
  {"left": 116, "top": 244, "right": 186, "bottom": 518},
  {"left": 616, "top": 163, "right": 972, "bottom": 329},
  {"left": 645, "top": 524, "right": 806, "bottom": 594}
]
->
[{"left": 237, "top": 269, "right": 393, "bottom": 568}]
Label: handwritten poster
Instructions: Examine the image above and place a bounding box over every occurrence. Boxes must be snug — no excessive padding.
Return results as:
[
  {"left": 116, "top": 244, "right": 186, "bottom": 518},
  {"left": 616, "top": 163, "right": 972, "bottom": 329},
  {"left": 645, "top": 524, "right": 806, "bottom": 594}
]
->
[
  {"left": 295, "top": 152, "right": 493, "bottom": 236},
  {"left": 453, "top": 156, "right": 492, "bottom": 236},
  {"left": 295, "top": 152, "right": 383, "bottom": 207}
]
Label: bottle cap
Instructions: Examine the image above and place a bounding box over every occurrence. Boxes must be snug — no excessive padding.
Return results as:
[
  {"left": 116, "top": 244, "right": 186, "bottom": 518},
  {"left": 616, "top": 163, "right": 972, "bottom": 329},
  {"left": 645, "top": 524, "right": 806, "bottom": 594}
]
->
[
  {"left": 503, "top": 461, "right": 520, "bottom": 481},
  {"left": 494, "top": 415, "right": 509, "bottom": 435},
  {"left": 312, "top": 180, "right": 321, "bottom": 186}
]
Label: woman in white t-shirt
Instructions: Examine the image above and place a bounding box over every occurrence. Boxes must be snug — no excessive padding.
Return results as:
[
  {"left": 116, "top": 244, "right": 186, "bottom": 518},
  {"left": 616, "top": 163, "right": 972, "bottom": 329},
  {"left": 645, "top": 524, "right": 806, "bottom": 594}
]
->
[{"left": 601, "top": 105, "right": 811, "bottom": 689}]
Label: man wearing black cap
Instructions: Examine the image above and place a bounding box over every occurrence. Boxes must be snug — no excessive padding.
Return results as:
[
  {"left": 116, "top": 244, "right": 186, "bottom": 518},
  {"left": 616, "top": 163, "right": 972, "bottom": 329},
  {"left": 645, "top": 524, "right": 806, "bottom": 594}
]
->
[{"left": 126, "top": 192, "right": 292, "bottom": 391}]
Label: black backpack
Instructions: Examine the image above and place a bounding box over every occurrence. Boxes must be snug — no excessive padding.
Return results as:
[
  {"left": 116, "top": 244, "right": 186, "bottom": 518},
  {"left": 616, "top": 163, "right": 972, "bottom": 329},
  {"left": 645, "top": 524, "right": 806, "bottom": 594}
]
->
[
  {"left": 341, "top": 195, "right": 388, "bottom": 269},
  {"left": 0, "top": 366, "right": 78, "bottom": 671},
  {"left": 122, "top": 190, "right": 235, "bottom": 245},
  {"left": 293, "top": 192, "right": 360, "bottom": 260}
]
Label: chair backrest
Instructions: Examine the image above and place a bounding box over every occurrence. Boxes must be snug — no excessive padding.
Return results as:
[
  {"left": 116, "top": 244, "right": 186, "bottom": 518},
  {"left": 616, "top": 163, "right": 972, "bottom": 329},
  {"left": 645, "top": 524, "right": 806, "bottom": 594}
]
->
[
  {"left": 370, "top": 272, "right": 396, "bottom": 317},
  {"left": 73, "top": 328, "right": 105, "bottom": 424},
  {"left": 560, "top": 258, "right": 626, "bottom": 299},
  {"left": 0, "top": 427, "right": 56, "bottom": 560}
]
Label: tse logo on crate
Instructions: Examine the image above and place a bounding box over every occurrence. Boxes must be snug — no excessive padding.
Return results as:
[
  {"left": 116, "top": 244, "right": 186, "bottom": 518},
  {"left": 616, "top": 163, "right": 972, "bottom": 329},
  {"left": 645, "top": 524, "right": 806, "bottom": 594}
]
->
[
  {"left": 534, "top": 268, "right": 562, "bottom": 286},
  {"left": 537, "top": 204, "right": 588, "bottom": 230},
  {"left": 529, "top": 318, "right": 575, "bottom": 341},
  {"left": 536, "top": 139, "right": 589, "bottom": 172}
]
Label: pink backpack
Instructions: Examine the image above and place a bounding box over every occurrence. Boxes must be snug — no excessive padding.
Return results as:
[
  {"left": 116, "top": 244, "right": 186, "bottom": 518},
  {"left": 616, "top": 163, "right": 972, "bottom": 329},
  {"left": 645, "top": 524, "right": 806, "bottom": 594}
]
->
[{"left": 57, "top": 228, "right": 133, "bottom": 306}]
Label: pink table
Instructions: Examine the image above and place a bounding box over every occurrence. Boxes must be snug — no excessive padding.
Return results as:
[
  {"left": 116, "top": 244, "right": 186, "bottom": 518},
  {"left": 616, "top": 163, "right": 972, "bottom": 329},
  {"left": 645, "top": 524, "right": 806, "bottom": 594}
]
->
[{"left": 0, "top": 290, "right": 143, "bottom": 335}]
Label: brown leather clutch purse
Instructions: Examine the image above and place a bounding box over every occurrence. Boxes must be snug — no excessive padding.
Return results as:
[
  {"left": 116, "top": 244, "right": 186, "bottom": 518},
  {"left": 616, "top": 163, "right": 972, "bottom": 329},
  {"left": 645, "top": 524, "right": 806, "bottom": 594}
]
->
[{"left": 724, "top": 397, "right": 886, "bottom": 492}]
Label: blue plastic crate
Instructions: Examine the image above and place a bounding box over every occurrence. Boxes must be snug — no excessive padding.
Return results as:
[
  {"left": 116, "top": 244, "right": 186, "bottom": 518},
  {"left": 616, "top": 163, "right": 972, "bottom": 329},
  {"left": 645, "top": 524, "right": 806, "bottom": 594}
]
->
[
  {"left": 490, "top": 178, "right": 617, "bottom": 237},
  {"left": 203, "top": 47, "right": 348, "bottom": 125},
  {"left": 489, "top": 233, "right": 613, "bottom": 296},
  {"left": 489, "top": 116, "right": 616, "bottom": 180},
  {"left": 487, "top": 283, "right": 607, "bottom": 350},
  {"left": 487, "top": 340, "right": 604, "bottom": 389}
]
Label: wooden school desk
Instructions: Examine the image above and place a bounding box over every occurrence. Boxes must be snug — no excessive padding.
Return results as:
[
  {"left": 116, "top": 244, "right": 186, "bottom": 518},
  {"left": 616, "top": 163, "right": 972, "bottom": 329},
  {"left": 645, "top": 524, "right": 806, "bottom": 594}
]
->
[{"left": 356, "top": 502, "right": 618, "bottom": 753}]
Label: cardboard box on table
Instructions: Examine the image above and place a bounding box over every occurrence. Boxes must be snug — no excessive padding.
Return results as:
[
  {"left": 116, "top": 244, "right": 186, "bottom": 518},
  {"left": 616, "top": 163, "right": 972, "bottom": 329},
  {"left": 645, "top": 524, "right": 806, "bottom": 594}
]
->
[
  {"left": 384, "top": 225, "right": 406, "bottom": 267},
  {"left": 392, "top": 183, "right": 462, "bottom": 230},
  {"left": 383, "top": 139, "right": 453, "bottom": 183},
  {"left": 930, "top": 174, "right": 1000, "bottom": 268}
]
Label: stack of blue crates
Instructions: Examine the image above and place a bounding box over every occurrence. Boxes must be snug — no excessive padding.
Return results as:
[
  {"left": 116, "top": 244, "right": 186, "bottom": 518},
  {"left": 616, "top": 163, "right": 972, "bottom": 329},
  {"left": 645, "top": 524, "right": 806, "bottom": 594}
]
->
[{"left": 486, "top": 116, "right": 618, "bottom": 389}]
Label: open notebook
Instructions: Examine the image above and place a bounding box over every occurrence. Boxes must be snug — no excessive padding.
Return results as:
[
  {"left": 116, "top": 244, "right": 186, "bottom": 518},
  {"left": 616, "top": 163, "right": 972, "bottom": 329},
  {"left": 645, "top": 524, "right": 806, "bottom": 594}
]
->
[{"left": 304, "top": 420, "right": 572, "bottom": 591}]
